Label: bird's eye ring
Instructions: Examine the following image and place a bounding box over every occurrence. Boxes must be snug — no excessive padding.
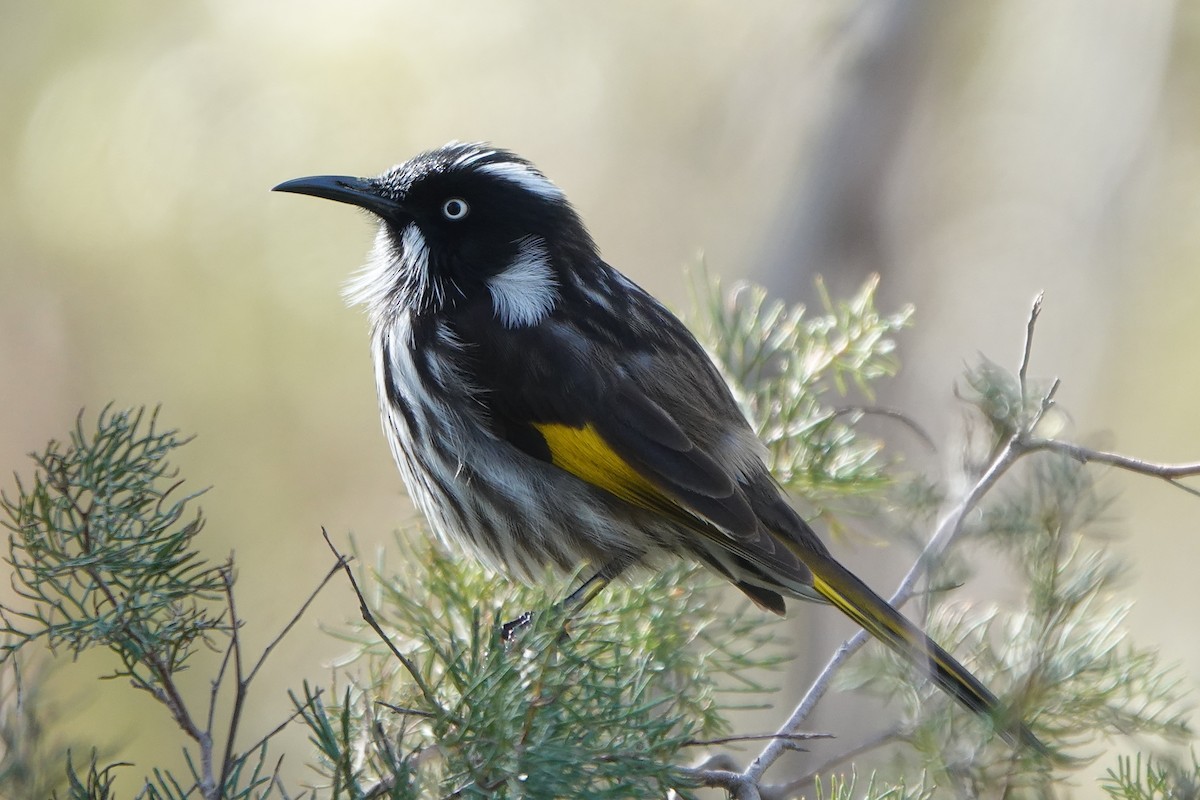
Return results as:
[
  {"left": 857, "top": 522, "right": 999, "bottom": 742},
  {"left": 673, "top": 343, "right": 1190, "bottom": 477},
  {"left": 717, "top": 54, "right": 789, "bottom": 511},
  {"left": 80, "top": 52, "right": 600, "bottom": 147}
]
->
[{"left": 442, "top": 198, "right": 469, "bottom": 220}]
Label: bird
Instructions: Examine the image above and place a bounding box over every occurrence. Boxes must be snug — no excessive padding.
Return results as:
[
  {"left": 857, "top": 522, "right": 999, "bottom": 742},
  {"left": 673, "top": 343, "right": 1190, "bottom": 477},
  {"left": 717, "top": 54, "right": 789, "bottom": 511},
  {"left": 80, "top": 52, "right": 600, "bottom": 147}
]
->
[{"left": 273, "top": 141, "right": 1044, "bottom": 752}]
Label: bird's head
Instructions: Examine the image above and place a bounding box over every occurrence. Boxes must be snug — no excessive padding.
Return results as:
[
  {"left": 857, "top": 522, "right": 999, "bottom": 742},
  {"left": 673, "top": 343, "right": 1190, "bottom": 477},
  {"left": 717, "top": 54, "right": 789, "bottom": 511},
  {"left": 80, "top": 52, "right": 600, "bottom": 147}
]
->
[{"left": 273, "top": 142, "right": 597, "bottom": 326}]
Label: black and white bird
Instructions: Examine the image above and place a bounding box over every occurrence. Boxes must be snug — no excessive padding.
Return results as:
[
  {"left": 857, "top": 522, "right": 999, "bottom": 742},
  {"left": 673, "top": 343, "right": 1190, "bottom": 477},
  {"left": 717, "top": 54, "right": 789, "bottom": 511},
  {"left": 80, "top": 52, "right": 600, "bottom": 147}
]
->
[{"left": 274, "top": 142, "right": 1044, "bottom": 751}]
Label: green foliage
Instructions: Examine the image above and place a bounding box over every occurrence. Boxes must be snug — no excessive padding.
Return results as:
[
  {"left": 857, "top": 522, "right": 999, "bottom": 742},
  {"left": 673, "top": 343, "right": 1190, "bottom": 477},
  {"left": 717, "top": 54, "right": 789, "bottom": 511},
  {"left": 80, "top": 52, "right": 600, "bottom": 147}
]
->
[
  {"left": 58, "top": 751, "right": 124, "bottom": 800},
  {"left": 694, "top": 272, "right": 912, "bottom": 500},
  {"left": 1101, "top": 752, "right": 1200, "bottom": 799},
  {"left": 0, "top": 278, "right": 1194, "bottom": 799},
  {"left": 300, "top": 543, "right": 784, "bottom": 798},
  {"left": 811, "top": 770, "right": 934, "bottom": 800},
  {"left": 0, "top": 408, "right": 279, "bottom": 799},
  {"left": 0, "top": 406, "right": 228, "bottom": 677},
  {"left": 0, "top": 651, "right": 77, "bottom": 799}
]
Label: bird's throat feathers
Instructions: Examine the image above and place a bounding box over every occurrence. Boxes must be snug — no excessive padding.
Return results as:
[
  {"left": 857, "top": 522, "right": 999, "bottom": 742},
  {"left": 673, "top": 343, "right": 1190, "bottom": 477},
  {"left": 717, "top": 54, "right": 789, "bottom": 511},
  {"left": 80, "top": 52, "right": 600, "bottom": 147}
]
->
[
  {"left": 346, "top": 222, "right": 561, "bottom": 330},
  {"left": 345, "top": 224, "right": 440, "bottom": 318}
]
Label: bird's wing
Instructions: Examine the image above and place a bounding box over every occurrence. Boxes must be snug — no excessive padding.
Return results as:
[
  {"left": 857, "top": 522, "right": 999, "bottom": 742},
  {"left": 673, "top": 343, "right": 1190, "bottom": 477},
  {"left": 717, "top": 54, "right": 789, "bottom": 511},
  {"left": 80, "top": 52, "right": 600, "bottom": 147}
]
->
[
  {"left": 446, "top": 286, "right": 1048, "bottom": 749},
  {"left": 451, "top": 283, "right": 768, "bottom": 542},
  {"left": 441, "top": 279, "right": 823, "bottom": 610}
]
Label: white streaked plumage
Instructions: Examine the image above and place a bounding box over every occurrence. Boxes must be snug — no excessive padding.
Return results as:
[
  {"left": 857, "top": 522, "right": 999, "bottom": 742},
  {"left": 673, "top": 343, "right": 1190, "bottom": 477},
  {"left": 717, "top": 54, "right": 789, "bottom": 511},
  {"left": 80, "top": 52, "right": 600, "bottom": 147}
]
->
[
  {"left": 345, "top": 224, "right": 436, "bottom": 324},
  {"left": 342, "top": 227, "right": 396, "bottom": 310},
  {"left": 486, "top": 236, "right": 558, "bottom": 328},
  {"left": 478, "top": 161, "right": 564, "bottom": 200},
  {"left": 450, "top": 144, "right": 497, "bottom": 169},
  {"left": 371, "top": 303, "right": 652, "bottom": 582}
]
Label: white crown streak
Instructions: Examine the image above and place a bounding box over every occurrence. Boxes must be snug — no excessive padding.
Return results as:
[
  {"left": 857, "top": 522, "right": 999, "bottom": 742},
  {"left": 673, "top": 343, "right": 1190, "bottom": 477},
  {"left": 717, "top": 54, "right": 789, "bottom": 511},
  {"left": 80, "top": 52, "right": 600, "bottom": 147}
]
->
[
  {"left": 477, "top": 162, "right": 564, "bottom": 200},
  {"left": 486, "top": 236, "right": 558, "bottom": 328},
  {"left": 452, "top": 146, "right": 497, "bottom": 168}
]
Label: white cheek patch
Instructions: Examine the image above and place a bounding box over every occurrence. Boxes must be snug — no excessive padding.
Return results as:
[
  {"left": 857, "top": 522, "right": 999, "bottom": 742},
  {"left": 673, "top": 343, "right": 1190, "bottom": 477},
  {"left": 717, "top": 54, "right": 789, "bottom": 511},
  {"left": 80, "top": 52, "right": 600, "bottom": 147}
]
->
[
  {"left": 486, "top": 236, "right": 558, "bottom": 328},
  {"left": 478, "top": 161, "right": 564, "bottom": 201}
]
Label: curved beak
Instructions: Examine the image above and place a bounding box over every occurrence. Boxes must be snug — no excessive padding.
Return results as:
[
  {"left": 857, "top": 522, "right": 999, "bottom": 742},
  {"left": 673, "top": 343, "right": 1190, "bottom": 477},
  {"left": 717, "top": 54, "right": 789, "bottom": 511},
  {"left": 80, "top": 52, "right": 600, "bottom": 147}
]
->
[{"left": 272, "top": 175, "right": 406, "bottom": 220}]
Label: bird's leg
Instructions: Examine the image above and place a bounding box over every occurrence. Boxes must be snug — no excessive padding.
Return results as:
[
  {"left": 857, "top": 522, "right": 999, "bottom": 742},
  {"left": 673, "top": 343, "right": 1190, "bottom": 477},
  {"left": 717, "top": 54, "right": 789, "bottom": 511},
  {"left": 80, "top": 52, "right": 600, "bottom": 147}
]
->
[
  {"left": 500, "top": 562, "right": 623, "bottom": 642},
  {"left": 561, "top": 568, "right": 614, "bottom": 611}
]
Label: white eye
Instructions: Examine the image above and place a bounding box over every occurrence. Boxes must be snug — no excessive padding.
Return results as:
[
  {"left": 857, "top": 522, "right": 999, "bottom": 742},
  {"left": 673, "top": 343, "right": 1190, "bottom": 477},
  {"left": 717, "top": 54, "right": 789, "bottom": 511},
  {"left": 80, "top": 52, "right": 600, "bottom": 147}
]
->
[{"left": 441, "top": 198, "right": 469, "bottom": 220}]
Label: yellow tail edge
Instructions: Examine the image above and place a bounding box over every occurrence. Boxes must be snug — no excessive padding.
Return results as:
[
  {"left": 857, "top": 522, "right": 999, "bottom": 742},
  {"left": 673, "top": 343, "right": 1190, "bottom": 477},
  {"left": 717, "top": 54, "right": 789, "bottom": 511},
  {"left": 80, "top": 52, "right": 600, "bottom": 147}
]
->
[{"left": 807, "top": 560, "right": 1048, "bottom": 755}]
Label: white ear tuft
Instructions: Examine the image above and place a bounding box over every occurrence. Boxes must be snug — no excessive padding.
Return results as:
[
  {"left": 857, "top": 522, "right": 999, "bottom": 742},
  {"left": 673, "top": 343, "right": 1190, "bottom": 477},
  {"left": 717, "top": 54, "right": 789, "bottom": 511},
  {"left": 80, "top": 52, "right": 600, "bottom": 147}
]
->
[{"left": 486, "top": 236, "right": 559, "bottom": 328}]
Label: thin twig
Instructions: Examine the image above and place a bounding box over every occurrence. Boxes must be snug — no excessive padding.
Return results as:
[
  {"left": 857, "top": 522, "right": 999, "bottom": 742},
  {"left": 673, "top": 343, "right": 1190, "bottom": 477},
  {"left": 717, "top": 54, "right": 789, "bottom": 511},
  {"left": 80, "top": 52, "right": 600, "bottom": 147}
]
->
[
  {"left": 1018, "top": 292, "right": 1044, "bottom": 402},
  {"left": 267, "top": 755, "right": 288, "bottom": 800},
  {"left": 376, "top": 701, "right": 438, "bottom": 719},
  {"left": 896, "top": 436, "right": 1023, "bottom": 606},
  {"left": 247, "top": 556, "right": 345, "bottom": 684},
  {"left": 830, "top": 405, "right": 936, "bottom": 452},
  {"left": 742, "top": 631, "right": 860, "bottom": 783},
  {"left": 1027, "top": 438, "right": 1200, "bottom": 481},
  {"left": 217, "top": 566, "right": 246, "bottom": 796},
  {"left": 321, "top": 529, "right": 448, "bottom": 716},
  {"left": 1027, "top": 378, "right": 1061, "bottom": 436},
  {"left": 206, "top": 560, "right": 239, "bottom": 734},
  {"left": 210, "top": 553, "right": 343, "bottom": 795},
  {"left": 769, "top": 727, "right": 902, "bottom": 798},
  {"left": 244, "top": 690, "right": 324, "bottom": 758},
  {"left": 682, "top": 731, "right": 832, "bottom": 748}
]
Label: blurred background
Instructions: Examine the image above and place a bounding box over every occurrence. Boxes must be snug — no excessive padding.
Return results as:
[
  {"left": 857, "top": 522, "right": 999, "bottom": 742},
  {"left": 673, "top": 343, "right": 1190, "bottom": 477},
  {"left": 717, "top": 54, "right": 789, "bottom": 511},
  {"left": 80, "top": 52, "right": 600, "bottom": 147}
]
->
[{"left": 2, "top": 1, "right": 1198, "bottom": 795}]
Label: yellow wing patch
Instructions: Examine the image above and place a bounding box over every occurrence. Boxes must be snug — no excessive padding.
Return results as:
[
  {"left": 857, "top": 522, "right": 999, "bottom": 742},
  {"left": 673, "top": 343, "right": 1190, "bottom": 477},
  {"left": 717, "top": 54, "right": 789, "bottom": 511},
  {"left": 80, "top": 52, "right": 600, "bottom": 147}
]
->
[{"left": 533, "top": 422, "right": 677, "bottom": 516}]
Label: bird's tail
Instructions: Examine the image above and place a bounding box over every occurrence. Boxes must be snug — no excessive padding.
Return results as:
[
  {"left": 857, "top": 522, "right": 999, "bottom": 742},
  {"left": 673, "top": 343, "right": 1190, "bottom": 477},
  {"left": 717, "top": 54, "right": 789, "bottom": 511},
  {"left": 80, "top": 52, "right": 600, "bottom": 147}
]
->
[{"left": 798, "top": 545, "right": 1047, "bottom": 754}]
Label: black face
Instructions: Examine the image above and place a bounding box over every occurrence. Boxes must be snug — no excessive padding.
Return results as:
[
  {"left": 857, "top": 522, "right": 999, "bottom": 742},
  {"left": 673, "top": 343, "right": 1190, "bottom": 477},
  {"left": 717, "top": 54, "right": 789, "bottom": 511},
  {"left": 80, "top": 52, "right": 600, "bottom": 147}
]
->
[
  {"left": 275, "top": 143, "right": 595, "bottom": 287},
  {"left": 389, "top": 160, "right": 551, "bottom": 279}
]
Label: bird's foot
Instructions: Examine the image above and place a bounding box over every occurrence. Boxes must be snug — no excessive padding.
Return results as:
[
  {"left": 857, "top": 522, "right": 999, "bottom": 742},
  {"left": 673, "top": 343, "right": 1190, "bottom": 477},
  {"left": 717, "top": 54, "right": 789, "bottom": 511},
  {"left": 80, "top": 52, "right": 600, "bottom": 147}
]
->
[{"left": 499, "top": 611, "right": 534, "bottom": 643}]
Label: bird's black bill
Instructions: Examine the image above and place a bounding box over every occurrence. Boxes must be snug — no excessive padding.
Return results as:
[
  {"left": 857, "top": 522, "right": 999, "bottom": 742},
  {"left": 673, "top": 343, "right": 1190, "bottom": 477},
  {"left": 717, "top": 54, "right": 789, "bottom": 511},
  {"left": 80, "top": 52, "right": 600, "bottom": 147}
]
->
[{"left": 272, "top": 174, "right": 405, "bottom": 219}]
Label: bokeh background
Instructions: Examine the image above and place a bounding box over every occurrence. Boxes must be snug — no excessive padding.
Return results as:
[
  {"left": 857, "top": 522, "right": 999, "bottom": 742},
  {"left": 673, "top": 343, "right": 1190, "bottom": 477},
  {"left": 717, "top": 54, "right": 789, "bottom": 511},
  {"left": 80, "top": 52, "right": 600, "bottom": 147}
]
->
[{"left": 2, "top": 1, "right": 1199, "bottom": 795}]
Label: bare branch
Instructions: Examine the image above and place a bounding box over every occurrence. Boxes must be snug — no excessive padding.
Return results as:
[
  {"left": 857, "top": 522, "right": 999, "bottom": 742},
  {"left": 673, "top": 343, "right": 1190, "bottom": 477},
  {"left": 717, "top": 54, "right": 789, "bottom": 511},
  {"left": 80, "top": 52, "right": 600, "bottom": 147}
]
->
[
  {"left": 1027, "top": 438, "right": 1200, "bottom": 482},
  {"left": 211, "top": 544, "right": 357, "bottom": 797},
  {"left": 743, "top": 293, "right": 1200, "bottom": 790},
  {"left": 830, "top": 405, "right": 936, "bottom": 452},
  {"left": 244, "top": 690, "right": 324, "bottom": 760},
  {"left": 1018, "top": 291, "right": 1044, "bottom": 402},
  {"left": 321, "top": 529, "right": 449, "bottom": 716},
  {"left": 247, "top": 555, "right": 345, "bottom": 684},
  {"left": 682, "top": 731, "right": 831, "bottom": 749},
  {"left": 207, "top": 559, "right": 238, "bottom": 735},
  {"left": 769, "top": 727, "right": 903, "bottom": 798},
  {"left": 682, "top": 767, "right": 762, "bottom": 800},
  {"left": 217, "top": 566, "right": 246, "bottom": 796}
]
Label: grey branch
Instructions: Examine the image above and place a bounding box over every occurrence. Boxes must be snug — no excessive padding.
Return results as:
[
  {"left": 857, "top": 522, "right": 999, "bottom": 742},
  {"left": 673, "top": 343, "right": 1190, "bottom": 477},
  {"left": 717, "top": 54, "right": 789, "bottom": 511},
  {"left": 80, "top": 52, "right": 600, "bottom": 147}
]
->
[{"left": 740, "top": 292, "right": 1200, "bottom": 792}]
